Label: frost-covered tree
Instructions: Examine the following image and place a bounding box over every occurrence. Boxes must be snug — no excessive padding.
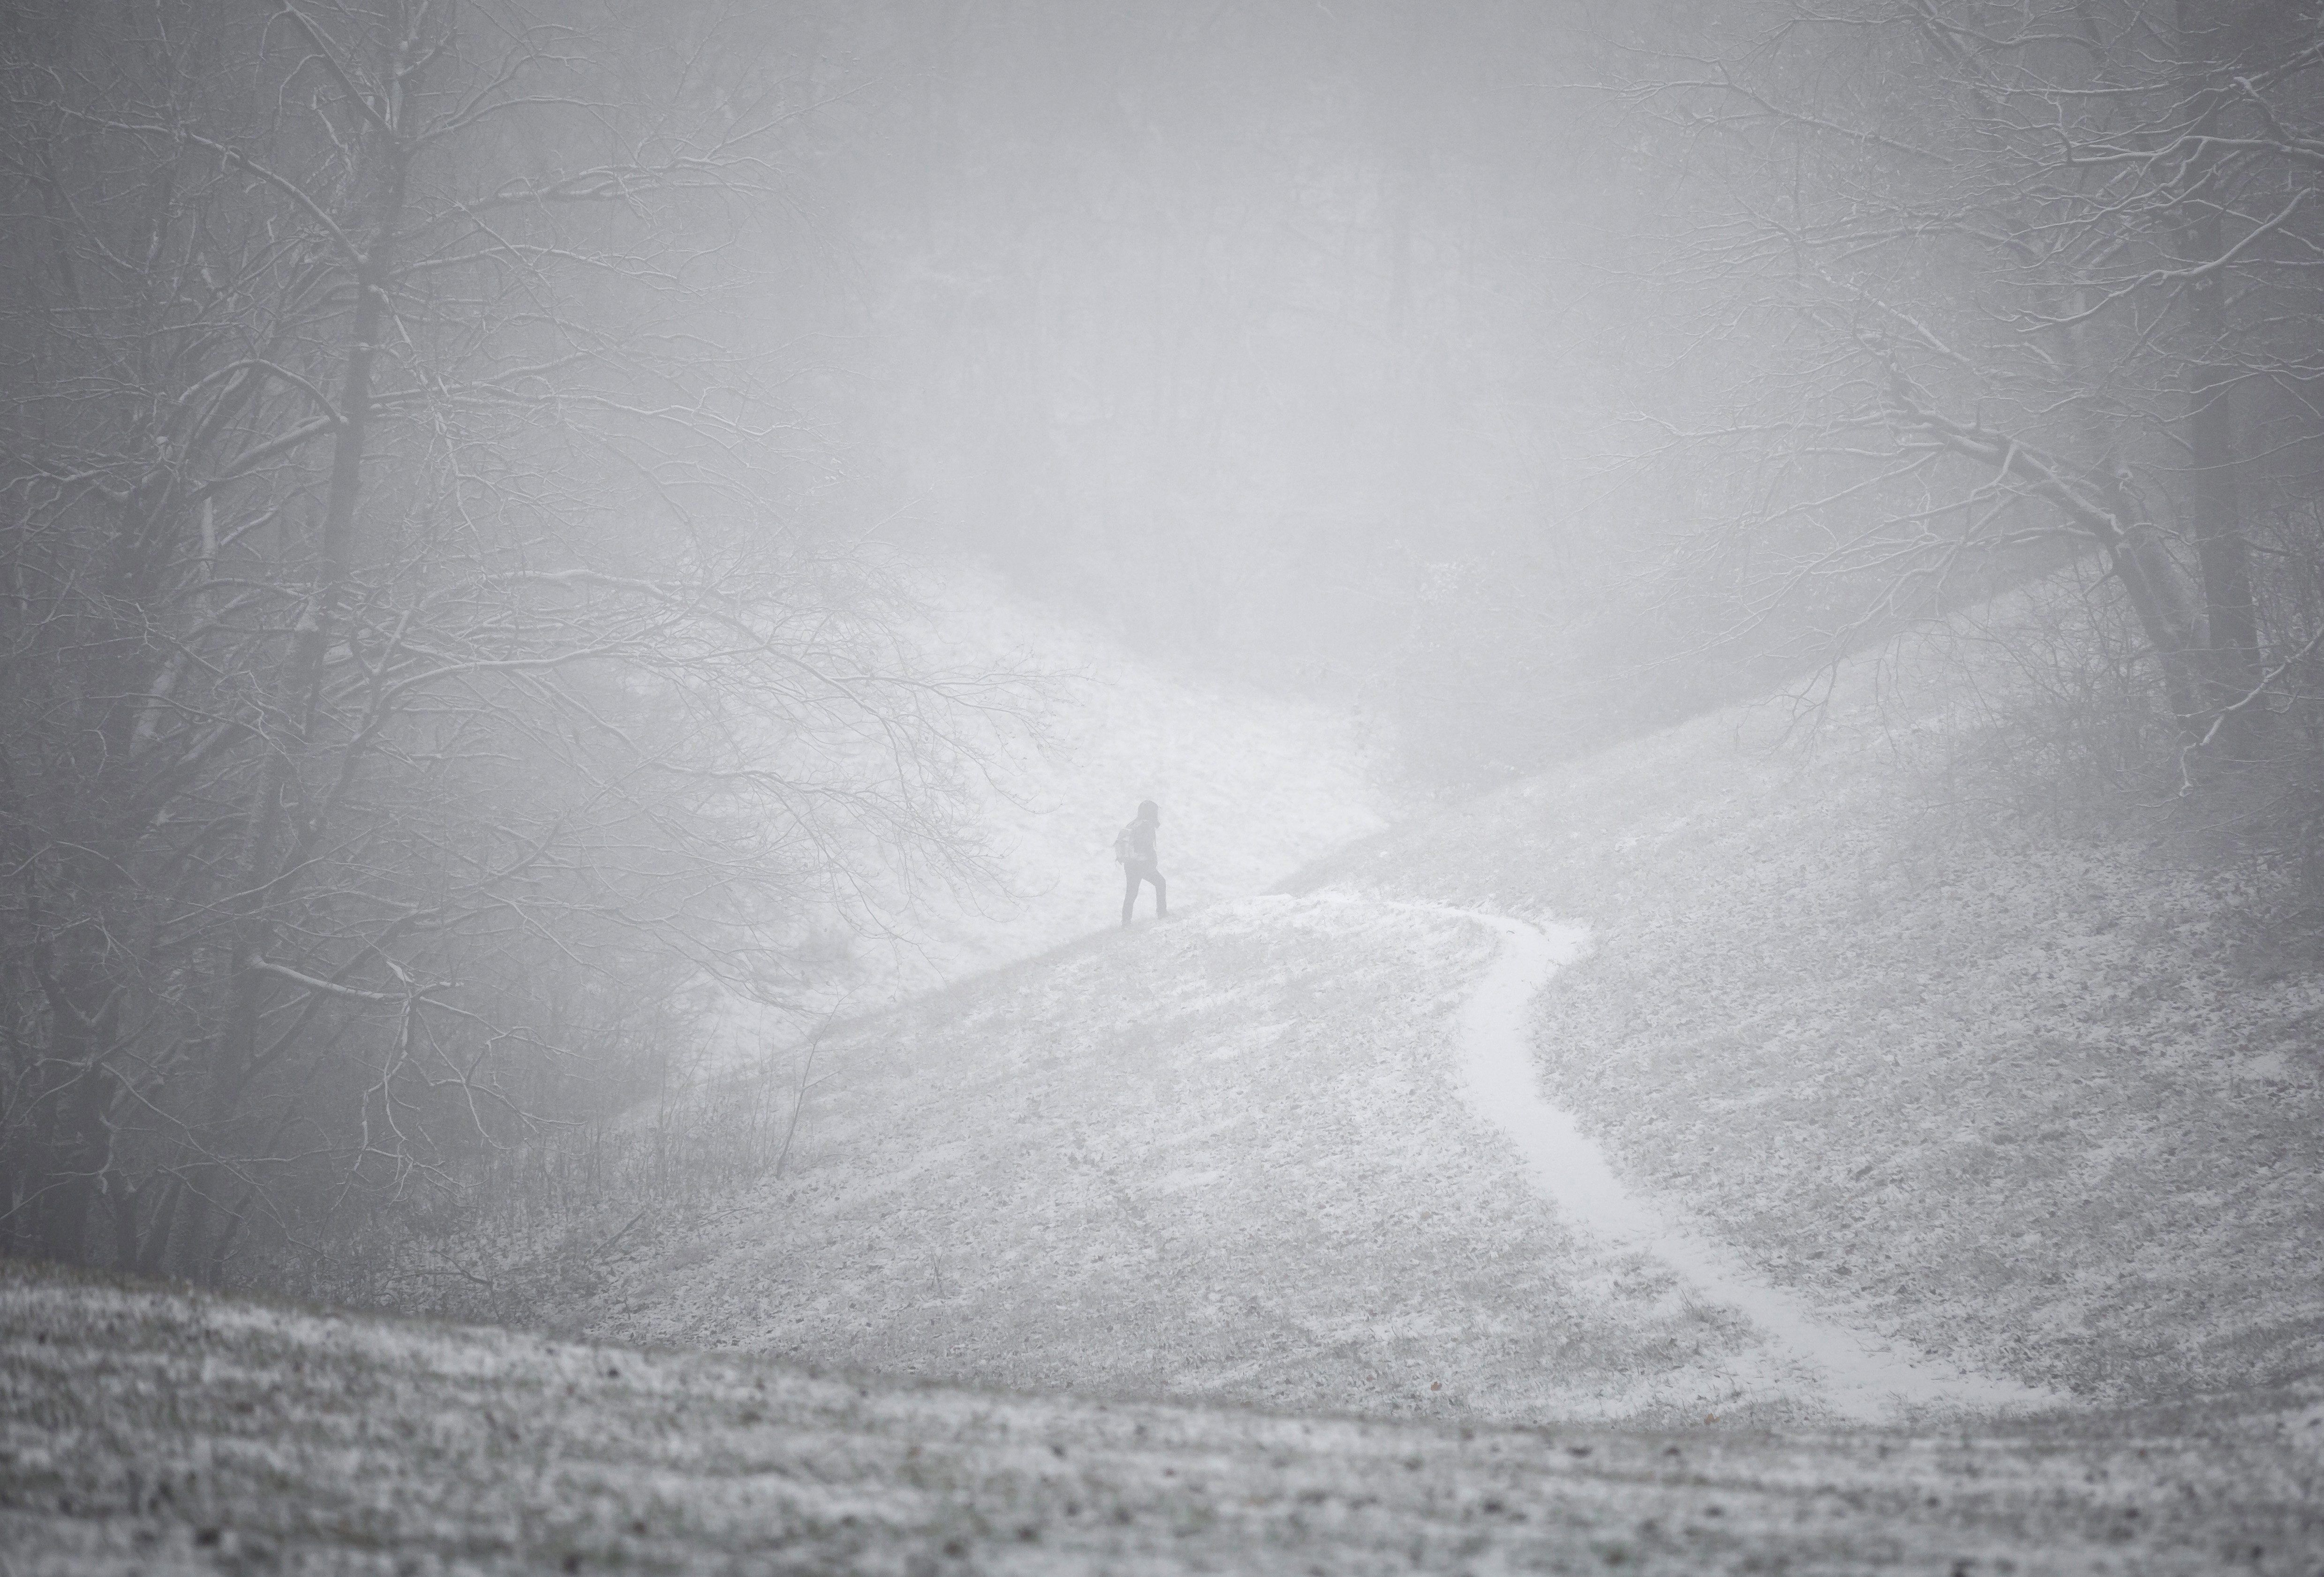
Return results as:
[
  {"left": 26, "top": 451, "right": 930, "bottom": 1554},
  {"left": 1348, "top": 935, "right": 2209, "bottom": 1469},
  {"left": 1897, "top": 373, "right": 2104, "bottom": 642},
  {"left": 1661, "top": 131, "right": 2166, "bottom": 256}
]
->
[
  {"left": 0, "top": 0, "right": 1003, "bottom": 1279},
  {"left": 1600, "top": 0, "right": 2324, "bottom": 780}
]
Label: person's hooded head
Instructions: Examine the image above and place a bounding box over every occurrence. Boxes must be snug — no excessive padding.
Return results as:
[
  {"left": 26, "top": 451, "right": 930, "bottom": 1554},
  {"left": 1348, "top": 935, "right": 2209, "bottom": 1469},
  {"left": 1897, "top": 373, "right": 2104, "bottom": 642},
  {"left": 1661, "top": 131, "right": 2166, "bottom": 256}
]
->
[{"left": 1138, "top": 799, "right": 1160, "bottom": 823}]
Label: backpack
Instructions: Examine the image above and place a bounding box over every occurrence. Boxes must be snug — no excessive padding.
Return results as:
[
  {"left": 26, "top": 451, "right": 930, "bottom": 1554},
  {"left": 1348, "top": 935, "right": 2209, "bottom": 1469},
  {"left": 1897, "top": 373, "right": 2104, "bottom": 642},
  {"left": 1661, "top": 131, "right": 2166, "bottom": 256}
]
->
[{"left": 1114, "top": 817, "right": 1155, "bottom": 866}]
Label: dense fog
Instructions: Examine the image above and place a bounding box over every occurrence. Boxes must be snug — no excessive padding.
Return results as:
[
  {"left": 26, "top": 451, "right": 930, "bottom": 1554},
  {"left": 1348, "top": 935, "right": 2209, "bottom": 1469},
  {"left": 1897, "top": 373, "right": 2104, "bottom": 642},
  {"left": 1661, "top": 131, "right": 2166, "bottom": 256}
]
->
[{"left": 4, "top": 0, "right": 2321, "bottom": 1400}]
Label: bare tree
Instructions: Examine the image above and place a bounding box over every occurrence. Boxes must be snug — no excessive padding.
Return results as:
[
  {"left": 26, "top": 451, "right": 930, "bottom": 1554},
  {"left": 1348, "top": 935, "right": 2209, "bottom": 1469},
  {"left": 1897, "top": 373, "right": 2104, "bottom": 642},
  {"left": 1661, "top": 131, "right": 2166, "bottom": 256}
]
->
[
  {"left": 1599, "top": 0, "right": 2324, "bottom": 771},
  {"left": 0, "top": 0, "right": 1011, "bottom": 1281}
]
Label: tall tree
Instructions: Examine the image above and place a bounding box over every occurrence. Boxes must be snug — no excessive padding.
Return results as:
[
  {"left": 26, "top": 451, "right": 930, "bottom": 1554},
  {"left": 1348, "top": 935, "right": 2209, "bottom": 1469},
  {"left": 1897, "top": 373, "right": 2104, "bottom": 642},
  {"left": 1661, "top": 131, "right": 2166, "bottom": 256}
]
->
[
  {"left": 0, "top": 0, "right": 1001, "bottom": 1279},
  {"left": 1599, "top": 0, "right": 2324, "bottom": 765}
]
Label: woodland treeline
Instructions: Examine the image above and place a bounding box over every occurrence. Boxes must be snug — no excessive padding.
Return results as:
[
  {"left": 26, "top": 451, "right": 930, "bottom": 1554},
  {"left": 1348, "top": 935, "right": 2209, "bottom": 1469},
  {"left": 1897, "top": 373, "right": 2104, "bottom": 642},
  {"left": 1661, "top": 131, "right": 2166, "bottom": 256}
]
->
[
  {"left": 6, "top": 0, "right": 2324, "bottom": 1283},
  {"left": 0, "top": 0, "right": 1009, "bottom": 1280},
  {"left": 1610, "top": 0, "right": 2324, "bottom": 844}
]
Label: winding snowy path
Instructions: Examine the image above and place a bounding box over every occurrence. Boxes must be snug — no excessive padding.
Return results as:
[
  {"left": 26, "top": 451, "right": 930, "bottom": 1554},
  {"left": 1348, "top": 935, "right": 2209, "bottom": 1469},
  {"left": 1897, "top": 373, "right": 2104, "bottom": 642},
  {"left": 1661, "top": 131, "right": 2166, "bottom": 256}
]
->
[{"left": 1376, "top": 896, "right": 2057, "bottom": 1423}]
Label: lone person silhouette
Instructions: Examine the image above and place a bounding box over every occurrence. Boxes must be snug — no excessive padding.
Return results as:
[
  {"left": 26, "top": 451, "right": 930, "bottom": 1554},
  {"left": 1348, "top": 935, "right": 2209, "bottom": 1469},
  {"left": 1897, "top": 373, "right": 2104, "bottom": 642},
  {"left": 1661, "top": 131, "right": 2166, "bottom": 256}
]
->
[{"left": 1116, "top": 799, "right": 1167, "bottom": 928}]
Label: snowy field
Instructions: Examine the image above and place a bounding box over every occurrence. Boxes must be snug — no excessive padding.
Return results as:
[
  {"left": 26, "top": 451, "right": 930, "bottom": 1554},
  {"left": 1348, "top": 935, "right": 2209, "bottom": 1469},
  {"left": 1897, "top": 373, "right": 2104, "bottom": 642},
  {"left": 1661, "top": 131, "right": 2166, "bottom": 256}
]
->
[
  {"left": 4, "top": 1262, "right": 2318, "bottom": 1574},
  {"left": 589, "top": 897, "right": 1793, "bottom": 1427},
  {"left": 27, "top": 599, "right": 2324, "bottom": 1569},
  {"left": 343, "top": 604, "right": 2324, "bottom": 1453},
  {"left": 575, "top": 894, "right": 2066, "bottom": 1433},
  {"left": 477, "top": 606, "right": 2319, "bottom": 1435},
  {"left": 1291, "top": 622, "right": 2324, "bottom": 1407}
]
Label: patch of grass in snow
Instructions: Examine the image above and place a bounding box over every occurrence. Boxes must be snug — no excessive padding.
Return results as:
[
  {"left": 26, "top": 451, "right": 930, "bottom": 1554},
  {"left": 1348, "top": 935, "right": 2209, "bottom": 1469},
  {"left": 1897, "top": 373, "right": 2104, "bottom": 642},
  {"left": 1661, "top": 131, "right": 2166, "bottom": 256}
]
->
[
  {"left": 4, "top": 1260, "right": 2318, "bottom": 1574},
  {"left": 1290, "top": 623, "right": 2324, "bottom": 1407}
]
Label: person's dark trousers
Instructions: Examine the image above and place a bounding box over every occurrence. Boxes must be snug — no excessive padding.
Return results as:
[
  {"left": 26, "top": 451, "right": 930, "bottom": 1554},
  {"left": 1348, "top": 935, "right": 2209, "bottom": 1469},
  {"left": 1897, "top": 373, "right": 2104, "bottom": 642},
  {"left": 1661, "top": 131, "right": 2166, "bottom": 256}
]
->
[{"left": 1122, "top": 860, "right": 1167, "bottom": 926}]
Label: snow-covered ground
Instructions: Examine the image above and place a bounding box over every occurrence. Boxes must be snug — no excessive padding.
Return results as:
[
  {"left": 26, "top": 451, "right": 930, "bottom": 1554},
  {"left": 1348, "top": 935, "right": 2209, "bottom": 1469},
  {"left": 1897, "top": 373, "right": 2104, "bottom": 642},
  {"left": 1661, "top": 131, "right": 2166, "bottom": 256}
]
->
[
  {"left": 1292, "top": 619, "right": 2324, "bottom": 1408},
  {"left": 1379, "top": 896, "right": 2052, "bottom": 1421},
  {"left": 514, "top": 604, "right": 2324, "bottom": 1432},
  {"left": 566, "top": 894, "right": 2040, "bottom": 1432},
  {"left": 6, "top": 1261, "right": 2318, "bottom": 1573},
  {"left": 17, "top": 595, "right": 2324, "bottom": 1567}
]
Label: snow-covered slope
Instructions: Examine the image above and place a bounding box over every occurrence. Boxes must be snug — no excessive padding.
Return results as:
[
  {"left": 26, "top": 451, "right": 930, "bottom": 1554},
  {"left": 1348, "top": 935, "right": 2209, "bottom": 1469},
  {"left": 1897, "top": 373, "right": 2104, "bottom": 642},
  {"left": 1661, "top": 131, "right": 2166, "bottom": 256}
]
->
[
  {"left": 1288, "top": 625, "right": 2324, "bottom": 1408},
  {"left": 597, "top": 897, "right": 1818, "bottom": 1429},
  {"left": 578, "top": 890, "right": 2077, "bottom": 1432},
  {"left": 12, "top": 1261, "right": 2318, "bottom": 1574},
  {"left": 543, "top": 609, "right": 2324, "bottom": 1432}
]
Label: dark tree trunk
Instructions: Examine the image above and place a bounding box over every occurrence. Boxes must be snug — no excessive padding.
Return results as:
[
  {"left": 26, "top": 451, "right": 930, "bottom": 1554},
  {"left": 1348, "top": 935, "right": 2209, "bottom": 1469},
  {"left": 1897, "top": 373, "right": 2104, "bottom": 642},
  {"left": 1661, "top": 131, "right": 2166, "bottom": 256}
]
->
[{"left": 2178, "top": 0, "right": 2264, "bottom": 750}]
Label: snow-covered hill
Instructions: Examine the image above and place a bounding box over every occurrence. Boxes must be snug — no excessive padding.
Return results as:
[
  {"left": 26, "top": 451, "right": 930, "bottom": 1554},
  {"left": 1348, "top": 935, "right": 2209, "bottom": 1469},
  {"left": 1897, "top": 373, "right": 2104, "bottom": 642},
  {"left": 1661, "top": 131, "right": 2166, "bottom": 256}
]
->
[
  {"left": 1290, "top": 626, "right": 2324, "bottom": 1409},
  {"left": 551, "top": 607, "right": 2324, "bottom": 1430},
  {"left": 582, "top": 890, "right": 2069, "bottom": 1432},
  {"left": 599, "top": 897, "right": 1786, "bottom": 1428},
  {"left": 25, "top": 597, "right": 2324, "bottom": 1568}
]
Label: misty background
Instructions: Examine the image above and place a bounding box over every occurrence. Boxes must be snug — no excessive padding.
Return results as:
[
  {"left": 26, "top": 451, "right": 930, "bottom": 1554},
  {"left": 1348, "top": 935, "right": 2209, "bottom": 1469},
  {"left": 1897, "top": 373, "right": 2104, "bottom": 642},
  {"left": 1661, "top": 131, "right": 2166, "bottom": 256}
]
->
[{"left": 4, "top": 0, "right": 2322, "bottom": 1340}]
